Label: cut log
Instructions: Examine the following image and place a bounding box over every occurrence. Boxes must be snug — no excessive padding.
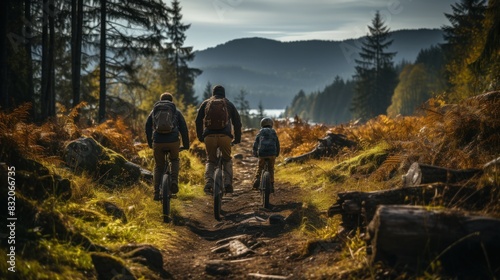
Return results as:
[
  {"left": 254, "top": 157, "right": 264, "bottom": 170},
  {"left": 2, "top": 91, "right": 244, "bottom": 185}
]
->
[
  {"left": 328, "top": 184, "right": 493, "bottom": 230},
  {"left": 402, "top": 162, "right": 482, "bottom": 187},
  {"left": 366, "top": 205, "right": 500, "bottom": 278}
]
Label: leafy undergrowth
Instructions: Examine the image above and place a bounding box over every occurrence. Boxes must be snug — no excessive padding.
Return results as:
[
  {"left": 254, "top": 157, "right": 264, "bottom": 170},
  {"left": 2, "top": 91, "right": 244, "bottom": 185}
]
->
[
  {"left": 0, "top": 92, "right": 499, "bottom": 279},
  {"left": 0, "top": 104, "right": 207, "bottom": 279},
  {"left": 273, "top": 92, "right": 500, "bottom": 278}
]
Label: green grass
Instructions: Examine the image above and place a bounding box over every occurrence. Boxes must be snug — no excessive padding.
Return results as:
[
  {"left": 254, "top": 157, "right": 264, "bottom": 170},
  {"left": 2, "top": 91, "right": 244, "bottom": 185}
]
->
[
  {"left": 275, "top": 143, "right": 395, "bottom": 278},
  {"left": 7, "top": 149, "right": 208, "bottom": 278},
  {"left": 0, "top": 241, "right": 95, "bottom": 280}
]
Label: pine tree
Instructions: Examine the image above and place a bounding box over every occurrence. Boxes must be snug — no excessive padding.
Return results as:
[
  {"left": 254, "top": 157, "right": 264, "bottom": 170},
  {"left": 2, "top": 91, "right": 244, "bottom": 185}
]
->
[
  {"left": 234, "top": 89, "right": 251, "bottom": 127},
  {"left": 165, "top": 0, "right": 201, "bottom": 106},
  {"left": 202, "top": 81, "right": 213, "bottom": 100},
  {"left": 442, "top": 0, "right": 487, "bottom": 100},
  {"left": 93, "top": 0, "right": 168, "bottom": 122},
  {"left": 470, "top": 0, "right": 499, "bottom": 92},
  {"left": 351, "top": 11, "right": 398, "bottom": 121},
  {"left": 71, "top": 0, "right": 84, "bottom": 109}
]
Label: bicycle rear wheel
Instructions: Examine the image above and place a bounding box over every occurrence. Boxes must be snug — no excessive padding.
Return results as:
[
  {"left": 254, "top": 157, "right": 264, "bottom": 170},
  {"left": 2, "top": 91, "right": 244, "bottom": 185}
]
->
[
  {"left": 162, "top": 173, "right": 171, "bottom": 223},
  {"left": 261, "top": 170, "right": 271, "bottom": 209},
  {"left": 213, "top": 168, "right": 223, "bottom": 221}
]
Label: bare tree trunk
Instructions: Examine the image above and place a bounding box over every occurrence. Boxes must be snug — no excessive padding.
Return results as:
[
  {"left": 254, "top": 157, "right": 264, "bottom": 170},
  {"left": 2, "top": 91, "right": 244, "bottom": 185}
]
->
[
  {"left": 25, "top": 0, "right": 35, "bottom": 119},
  {"left": 48, "top": 0, "right": 55, "bottom": 117},
  {"left": 98, "top": 0, "right": 106, "bottom": 123},
  {"left": 41, "top": 0, "right": 49, "bottom": 120},
  {"left": 0, "top": 0, "right": 7, "bottom": 109},
  {"left": 71, "top": 0, "right": 83, "bottom": 109}
]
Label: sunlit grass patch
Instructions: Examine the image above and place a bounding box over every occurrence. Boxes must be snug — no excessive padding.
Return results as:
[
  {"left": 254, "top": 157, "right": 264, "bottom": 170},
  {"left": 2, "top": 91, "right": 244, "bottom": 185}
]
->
[
  {"left": 330, "top": 142, "right": 389, "bottom": 176},
  {"left": 37, "top": 239, "right": 94, "bottom": 271},
  {"left": 177, "top": 182, "right": 205, "bottom": 200},
  {"left": 57, "top": 167, "right": 97, "bottom": 202},
  {"left": 138, "top": 147, "right": 155, "bottom": 171},
  {"left": 179, "top": 150, "right": 205, "bottom": 186},
  {"left": 56, "top": 183, "right": 177, "bottom": 250},
  {"left": 0, "top": 242, "right": 94, "bottom": 279},
  {"left": 301, "top": 229, "right": 370, "bottom": 279},
  {"left": 276, "top": 159, "right": 336, "bottom": 190}
]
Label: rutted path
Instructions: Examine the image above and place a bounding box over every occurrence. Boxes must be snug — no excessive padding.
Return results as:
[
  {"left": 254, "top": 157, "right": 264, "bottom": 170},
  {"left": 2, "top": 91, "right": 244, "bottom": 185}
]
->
[{"left": 163, "top": 131, "right": 307, "bottom": 279}]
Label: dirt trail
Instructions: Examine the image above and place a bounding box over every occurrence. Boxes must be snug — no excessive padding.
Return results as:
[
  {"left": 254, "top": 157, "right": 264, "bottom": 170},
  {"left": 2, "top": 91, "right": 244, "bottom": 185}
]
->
[{"left": 163, "top": 131, "right": 320, "bottom": 279}]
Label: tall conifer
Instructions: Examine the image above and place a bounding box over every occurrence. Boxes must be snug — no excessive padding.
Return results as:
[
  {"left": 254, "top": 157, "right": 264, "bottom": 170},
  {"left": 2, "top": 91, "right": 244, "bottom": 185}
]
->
[{"left": 351, "top": 11, "right": 398, "bottom": 121}]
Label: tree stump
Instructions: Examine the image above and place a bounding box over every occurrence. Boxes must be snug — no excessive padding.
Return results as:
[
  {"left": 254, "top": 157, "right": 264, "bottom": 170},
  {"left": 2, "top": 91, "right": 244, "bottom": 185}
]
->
[{"left": 366, "top": 205, "right": 500, "bottom": 278}]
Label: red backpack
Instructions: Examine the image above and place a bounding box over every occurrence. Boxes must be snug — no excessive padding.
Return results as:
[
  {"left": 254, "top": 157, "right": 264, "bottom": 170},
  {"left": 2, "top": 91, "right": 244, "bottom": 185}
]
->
[{"left": 204, "top": 97, "right": 229, "bottom": 130}]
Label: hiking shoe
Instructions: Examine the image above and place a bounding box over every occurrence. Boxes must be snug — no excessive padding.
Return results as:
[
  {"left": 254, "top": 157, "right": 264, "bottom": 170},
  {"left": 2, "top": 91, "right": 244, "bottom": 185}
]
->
[
  {"left": 204, "top": 183, "right": 213, "bottom": 194},
  {"left": 154, "top": 192, "right": 161, "bottom": 201},
  {"left": 171, "top": 182, "right": 179, "bottom": 194},
  {"left": 225, "top": 184, "right": 233, "bottom": 193}
]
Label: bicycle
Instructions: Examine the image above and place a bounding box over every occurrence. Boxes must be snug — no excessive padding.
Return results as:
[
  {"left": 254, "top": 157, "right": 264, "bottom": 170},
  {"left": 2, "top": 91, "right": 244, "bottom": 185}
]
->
[
  {"left": 160, "top": 148, "right": 186, "bottom": 223},
  {"left": 213, "top": 147, "right": 225, "bottom": 221},
  {"left": 259, "top": 158, "right": 272, "bottom": 209},
  {"left": 160, "top": 160, "right": 173, "bottom": 223}
]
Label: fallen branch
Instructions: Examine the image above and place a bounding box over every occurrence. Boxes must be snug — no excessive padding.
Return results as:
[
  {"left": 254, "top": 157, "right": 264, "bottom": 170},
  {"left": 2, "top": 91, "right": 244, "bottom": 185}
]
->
[{"left": 248, "top": 273, "right": 291, "bottom": 279}]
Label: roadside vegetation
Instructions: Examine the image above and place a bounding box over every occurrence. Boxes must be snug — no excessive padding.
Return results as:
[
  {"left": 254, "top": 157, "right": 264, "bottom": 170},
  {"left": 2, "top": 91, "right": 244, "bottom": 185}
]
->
[{"left": 1, "top": 90, "right": 498, "bottom": 279}]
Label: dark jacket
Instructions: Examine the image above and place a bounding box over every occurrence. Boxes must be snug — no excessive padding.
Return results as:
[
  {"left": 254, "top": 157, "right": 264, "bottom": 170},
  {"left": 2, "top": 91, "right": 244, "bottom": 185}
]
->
[
  {"left": 195, "top": 96, "right": 242, "bottom": 143},
  {"left": 252, "top": 127, "right": 280, "bottom": 157},
  {"left": 145, "top": 103, "right": 189, "bottom": 148}
]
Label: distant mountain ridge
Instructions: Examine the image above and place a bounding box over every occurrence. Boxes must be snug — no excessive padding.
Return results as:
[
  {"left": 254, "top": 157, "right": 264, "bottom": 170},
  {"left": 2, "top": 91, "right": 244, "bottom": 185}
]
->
[{"left": 189, "top": 28, "right": 444, "bottom": 109}]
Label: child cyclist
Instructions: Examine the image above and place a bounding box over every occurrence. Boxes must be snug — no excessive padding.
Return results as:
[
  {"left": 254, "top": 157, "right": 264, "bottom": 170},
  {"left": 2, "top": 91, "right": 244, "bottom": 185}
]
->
[{"left": 251, "top": 117, "right": 280, "bottom": 192}]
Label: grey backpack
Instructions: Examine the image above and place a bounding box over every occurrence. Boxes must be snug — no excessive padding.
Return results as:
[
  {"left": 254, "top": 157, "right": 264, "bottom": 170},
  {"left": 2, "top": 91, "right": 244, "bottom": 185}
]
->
[{"left": 153, "top": 101, "right": 176, "bottom": 134}]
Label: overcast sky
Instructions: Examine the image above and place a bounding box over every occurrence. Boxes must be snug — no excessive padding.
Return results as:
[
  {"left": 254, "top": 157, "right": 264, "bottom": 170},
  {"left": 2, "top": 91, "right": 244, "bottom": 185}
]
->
[{"left": 180, "top": 0, "right": 459, "bottom": 51}]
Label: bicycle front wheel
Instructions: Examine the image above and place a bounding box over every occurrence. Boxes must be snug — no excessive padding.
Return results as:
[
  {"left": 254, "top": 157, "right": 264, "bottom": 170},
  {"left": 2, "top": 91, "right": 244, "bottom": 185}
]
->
[
  {"left": 213, "top": 168, "right": 223, "bottom": 221},
  {"left": 261, "top": 171, "right": 271, "bottom": 209},
  {"left": 162, "top": 173, "right": 171, "bottom": 223}
]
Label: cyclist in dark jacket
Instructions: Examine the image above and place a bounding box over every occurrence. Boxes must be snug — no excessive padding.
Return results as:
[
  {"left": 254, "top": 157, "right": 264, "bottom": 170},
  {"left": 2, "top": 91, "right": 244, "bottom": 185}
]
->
[
  {"left": 145, "top": 92, "right": 189, "bottom": 200},
  {"left": 195, "top": 85, "right": 242, "bottom": 194}
]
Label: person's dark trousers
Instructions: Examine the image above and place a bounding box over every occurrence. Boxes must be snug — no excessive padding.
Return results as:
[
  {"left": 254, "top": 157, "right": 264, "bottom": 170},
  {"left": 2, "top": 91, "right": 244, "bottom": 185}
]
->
[{"left": 153, "top": 141, "right": 180, "bottom": 198}]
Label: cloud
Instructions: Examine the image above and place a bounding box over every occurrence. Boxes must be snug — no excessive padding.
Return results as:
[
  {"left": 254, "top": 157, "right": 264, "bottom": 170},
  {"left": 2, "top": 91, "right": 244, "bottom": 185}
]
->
[{"left": 181, "top": 0, "right": 458, "bottom": 50}]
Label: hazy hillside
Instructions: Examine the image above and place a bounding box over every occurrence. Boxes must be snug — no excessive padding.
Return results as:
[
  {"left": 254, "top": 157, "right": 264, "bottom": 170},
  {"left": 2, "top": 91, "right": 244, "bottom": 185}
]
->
[{"left": 190, "top": 28, "right": 444, "bottom": 109}]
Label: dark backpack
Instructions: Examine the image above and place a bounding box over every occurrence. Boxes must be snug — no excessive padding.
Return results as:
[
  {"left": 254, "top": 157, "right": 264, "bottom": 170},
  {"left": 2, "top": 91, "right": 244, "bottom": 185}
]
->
[
  {"left": 204, "top": 97, "right": 229, "bottom": 130},
  {"left": 257, "top": 128, "right": 278, "bottom": 156},
  {"left": 152, "top": 101, "right": 176, "bottom": 134}
]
